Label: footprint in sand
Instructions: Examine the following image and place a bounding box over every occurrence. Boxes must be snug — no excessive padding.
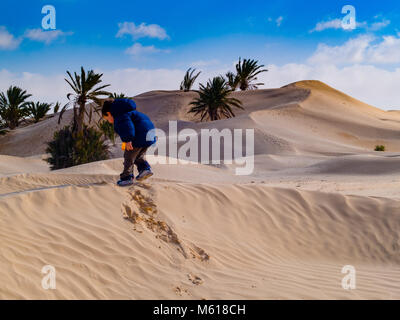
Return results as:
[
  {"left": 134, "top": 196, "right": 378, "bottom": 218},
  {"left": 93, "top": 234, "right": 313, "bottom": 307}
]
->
[
  {"left": 174, "top": 286, "right": 190, "bottom": 296},
  {"left": 121, "top": 183, "right": 210, "bottom": 262},
  {"left": 188, "top": 273, "right": 203, "bottom": 285}
]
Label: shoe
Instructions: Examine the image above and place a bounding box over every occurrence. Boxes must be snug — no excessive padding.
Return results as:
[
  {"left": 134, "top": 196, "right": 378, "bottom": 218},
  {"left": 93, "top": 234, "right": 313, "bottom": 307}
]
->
[
  {"left": 117, "top": 174, "right": 134, "bottom": 187},
  {"left": 136, "top": 169, "right": 153, "bottom": 181}
]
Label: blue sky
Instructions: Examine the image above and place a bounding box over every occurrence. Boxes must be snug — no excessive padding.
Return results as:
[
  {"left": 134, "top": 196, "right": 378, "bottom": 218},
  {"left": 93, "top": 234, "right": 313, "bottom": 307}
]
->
[{"left": 1, "top": 0, "right": 400, "bottom": 109}]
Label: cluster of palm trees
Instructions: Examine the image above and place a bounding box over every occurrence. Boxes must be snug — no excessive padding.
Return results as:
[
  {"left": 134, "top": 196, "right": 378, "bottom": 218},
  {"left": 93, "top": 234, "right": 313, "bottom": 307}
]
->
[
  {"left": 0, "top": 86, "right": 58, "bottom": 134},
  {"left": 1, "top": 60, "right": 267, "bottom": 167},
  {"left": 180, "top": 58, "right": 268, "bottom": 121}
]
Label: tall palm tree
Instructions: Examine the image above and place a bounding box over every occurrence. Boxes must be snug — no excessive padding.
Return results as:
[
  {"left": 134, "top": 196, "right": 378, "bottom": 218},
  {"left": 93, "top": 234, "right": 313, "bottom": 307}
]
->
[
  {"left": 188, "top": 76, "right": 243, "bottom": 121},
  {"left": 180, "top": 68, "right": 201, "bottom": 92},
  {"left": 0, "top": 86, "right": 32, "bottom": 129},
  {"left": 225, "top": 71, "right": 240, "bottom": 91},
  {"left": 27, "top": 101, "right": 52, "bottom": 123},
  {"left": 65, "top": 67, "right": 110, "bottom": 134},
  {"left": 235, "top": 57, "right": 268, "bottom": 91}
]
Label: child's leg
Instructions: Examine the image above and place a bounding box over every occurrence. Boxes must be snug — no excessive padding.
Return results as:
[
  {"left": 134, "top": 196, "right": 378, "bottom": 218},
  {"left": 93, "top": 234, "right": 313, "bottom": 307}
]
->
[
  {"left": 134, "top": 147, "right": 151, "bottom": 173},
  {"left": 120, "top": 147, "right": 143, "bottom": 179}
]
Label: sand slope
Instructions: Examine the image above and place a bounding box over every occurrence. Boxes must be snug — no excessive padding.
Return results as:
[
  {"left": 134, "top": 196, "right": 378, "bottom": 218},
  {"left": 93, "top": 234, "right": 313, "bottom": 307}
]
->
[
  {"left": 0, "top": 163, "right": 399, "bottom": 299},
  {"left": 0, "top": 157, "right": 400, "bottom": 299}
]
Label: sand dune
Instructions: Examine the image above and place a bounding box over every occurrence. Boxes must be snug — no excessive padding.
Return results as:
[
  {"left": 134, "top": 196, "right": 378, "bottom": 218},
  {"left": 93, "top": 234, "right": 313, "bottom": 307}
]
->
[
  {"left": 0, "top": 159, "right": 400, "bottom": 299},
  {"left": 3, "top": 80, "right": 400, "bottom": 157},
  {"left": 1, "top": 81, "right": 400, "bottom": 299}
]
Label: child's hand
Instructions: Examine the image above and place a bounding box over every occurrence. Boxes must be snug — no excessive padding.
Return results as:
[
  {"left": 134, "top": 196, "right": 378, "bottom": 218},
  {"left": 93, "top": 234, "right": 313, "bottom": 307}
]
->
[{"left": 126, "top": 141, "right": 133, "bottom": 151}]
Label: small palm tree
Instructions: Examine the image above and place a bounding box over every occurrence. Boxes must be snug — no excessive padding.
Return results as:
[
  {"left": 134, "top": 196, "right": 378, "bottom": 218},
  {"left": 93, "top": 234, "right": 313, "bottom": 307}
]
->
[
  {"left": 53, "top": 102, "right": 61, "bottom": 114},
  {"left": 27, "top": 101, "right": 52, "bottom": 123},
  {"left": 189, "top": 76, "right": 243, "bottom": 121},
  {"left": 109, "top": 92, "right": 131, "bottom": 99},
  {"left": 0, "top": 86, "right": 32, "bottom": 129},
  {"left": 65, "top": 67, "right": 111, "bottom": 134},
  {"left": 180, "top": 68, "right": 201, "bottom": 92},
  {"left": 235, "top": 57, "right": 268, "bottom": 90},
  {"left": 225, "top": 71, "right": 240, "bottom": 91}
]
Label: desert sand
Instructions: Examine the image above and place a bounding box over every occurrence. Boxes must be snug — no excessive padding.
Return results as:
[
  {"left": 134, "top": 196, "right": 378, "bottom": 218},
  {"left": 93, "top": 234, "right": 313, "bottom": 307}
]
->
[{"left": 1, "top": 80, "right": 400, "bottom": 299}]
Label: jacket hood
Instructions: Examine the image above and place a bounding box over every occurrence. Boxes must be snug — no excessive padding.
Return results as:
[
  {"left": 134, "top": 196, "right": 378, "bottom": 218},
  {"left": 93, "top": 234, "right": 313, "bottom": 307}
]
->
[{"left": 110, "top": 98, "right": 137, "bottom": 118}]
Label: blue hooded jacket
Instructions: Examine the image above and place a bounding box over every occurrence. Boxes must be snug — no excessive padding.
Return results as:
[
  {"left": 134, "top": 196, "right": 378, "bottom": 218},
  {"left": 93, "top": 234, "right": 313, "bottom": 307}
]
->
[{"left": 110, "top": 99, "right": 156, "bottom": 148}]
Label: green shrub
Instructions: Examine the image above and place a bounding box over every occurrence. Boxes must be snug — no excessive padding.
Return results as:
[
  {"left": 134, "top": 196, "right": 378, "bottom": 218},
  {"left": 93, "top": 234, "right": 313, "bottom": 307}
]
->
[
  {"left": 98, "top": 120, "right": 116, "bottom": 145},
  {"left": 46, "top": 125, "right": 110, "bottom": 170},
  {"left": 375, "top": 145, "right": 386, "bottom": 152}
]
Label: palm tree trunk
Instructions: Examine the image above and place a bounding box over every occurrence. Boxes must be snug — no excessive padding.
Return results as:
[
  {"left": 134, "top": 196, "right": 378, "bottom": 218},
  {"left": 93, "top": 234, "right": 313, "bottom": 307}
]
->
[{"left": 76, "top": 102, "right": 85, "bottom": 135}]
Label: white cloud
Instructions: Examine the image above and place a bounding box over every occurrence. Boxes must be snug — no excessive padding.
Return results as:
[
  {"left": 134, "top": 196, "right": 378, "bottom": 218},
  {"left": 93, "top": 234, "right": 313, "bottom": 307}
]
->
[
  {"left": 267, "top": 16, "right": 284, "bottom": 27},
  {"left": 311, "top": 19, "right": 343, "bottom": 32},
  {"left": 0, "top": 26, "right": 21, "bottom": 50},
  {"left": 190, "top": 59, "right": 220, "bottom": 68},
  {"left": 369, "top": 19, "right": 391, "bottom": 31},
  {"left": 24, "top": 28, "right": 73, "bottom": 44},
  {"left": 308, "top": 35, "right": 372, "bottom": 65},
  {"left": 276, "top": 16, "right": 284, "bottom": 27},
  {"left": 100, "top": 68, "right": 184, "bottom": 94},
  {"left": 308, "top": 34, "right": 400, "bottom": 65},
  {"left": 125, "top": 43, "right": 169, "bottom": 56},
  {"left": 259, "top": 63, "right": 400, "bottom": 109},
  {"left": 0, "top": 69, "right": 69, "bottom": 104},
  {"left": 367, "top": 35, "right": 400, "bottom": 63},
  {"left": 311, "top": 18, "right": 390, "bottom": 32},
  {"left": 0, "top": 68, "right": 187, "bottom": 106},
  {"left": 117, "top": 22, "right": 169, "bottom": 40}
]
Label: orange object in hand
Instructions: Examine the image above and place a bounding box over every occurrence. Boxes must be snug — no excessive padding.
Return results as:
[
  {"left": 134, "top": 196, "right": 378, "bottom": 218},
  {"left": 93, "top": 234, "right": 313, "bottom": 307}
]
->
[{"left": 121, "top": 142, "right": 126, "bottom": 151}]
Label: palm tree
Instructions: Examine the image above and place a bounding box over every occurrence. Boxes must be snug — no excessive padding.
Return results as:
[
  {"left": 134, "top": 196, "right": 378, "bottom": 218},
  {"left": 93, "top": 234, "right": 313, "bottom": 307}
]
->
[
  {"left": 188, "top": 76, "right": 243, "bottom": 121},
  {"left": 108, "top": 92, "right": 131, "bottom": 99},
  {"left": 235, "top": 57, "right": 268, "bottom": 91},
  {"left": 53, "top": 102, "right": 61, "bottom": 114},
  {"left": 27, "top": 101, "right": 52, "bottom": 123},
  {"left": 0, "top": 86, "right": 32, "bottom": 129},
  {"left": 65, "top": 67, "right": 111, "bottom": 134},
  {"left": 180, "top": 68, "right": 201, "bottom": 91},
  {"left": 225, "top": 71, "right": 240, "bottom": 91}
]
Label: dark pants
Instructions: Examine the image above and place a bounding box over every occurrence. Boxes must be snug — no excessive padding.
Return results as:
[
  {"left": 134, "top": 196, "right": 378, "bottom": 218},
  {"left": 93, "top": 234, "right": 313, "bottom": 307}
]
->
[{"left": 121, "top": 147, "right": 151, "bottom": 179}]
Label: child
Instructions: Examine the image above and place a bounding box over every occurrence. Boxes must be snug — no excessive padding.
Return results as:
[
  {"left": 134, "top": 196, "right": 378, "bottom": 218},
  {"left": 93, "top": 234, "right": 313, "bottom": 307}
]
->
[{"left": 102, "top": 98, "right": 156, "bottom": 186}]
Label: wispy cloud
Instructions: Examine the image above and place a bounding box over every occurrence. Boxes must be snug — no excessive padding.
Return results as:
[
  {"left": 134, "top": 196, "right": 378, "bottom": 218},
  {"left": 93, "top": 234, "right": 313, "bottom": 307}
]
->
[
  {"left": 311, "top": 19, "right": 343, "bottom": 32},
  {"left": 0, "top": 26, "right": 21, "bottom": 50},
  {"left": 190, "top": 59, "right": 220, "bottom": 68},
  {"left": 267, "top": 16, "right": 284, "bottom": 27},
  {"left": 276, "top": 16, "right": 284, "bottom": 27},
  {"left": 24, "top": 28, "right": 73, "bottom": 44},
  {"left": 117, "top": 22, "right": 169, "bottom": 40},
  {"left": 310, "top": 18, "right": 390, "bottom": 33},
  {"left": 125, "top": 43, "right": 169, "bottom": 56},
  {"left": 368, "top": 19, "right": 391, "bottom": 31}
]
